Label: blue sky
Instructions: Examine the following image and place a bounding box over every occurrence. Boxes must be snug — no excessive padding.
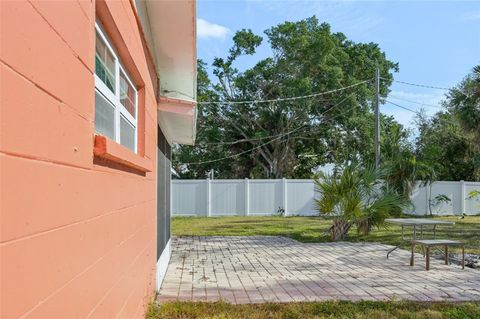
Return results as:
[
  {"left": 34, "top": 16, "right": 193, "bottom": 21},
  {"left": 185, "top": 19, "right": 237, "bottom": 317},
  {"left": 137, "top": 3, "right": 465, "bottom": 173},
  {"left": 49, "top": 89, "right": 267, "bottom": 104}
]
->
[{"left": 196, "top": 0, "right": 480, "bottom": 132}]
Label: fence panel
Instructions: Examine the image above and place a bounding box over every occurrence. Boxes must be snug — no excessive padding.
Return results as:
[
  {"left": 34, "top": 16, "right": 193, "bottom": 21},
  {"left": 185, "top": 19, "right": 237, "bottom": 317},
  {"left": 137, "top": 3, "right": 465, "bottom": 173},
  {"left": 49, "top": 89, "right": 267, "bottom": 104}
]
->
[
  {"left": 172, "top": 179, "right": 480, "bottom": 217},
  {"left": 430, "top": 182, "right": 461, "bottom": 215},
  {"left": 172, "top": 180, "right": 207, "bottom": 216},
  {"left": 248, "top": 180, "right": 283, "bottom": 215},
  {"left": 286, "top": 179, "right": 317, "bottom": 215},
  {"left": 409, "top": 184, "right": 428, "bottom": 215},
  {"left": 210, "top": 180, "right": 246, "bottom": 216},
  {"left": 465, "top": 182, "right": 480, "bottom": 215}
]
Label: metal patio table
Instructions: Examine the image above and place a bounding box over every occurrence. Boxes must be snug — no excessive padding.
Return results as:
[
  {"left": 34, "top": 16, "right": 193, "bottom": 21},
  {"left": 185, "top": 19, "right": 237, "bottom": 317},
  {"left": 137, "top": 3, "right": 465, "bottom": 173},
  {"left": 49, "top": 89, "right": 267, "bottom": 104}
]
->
[{"left": 384, "top": 218, "right": 455, "bottom": 258}]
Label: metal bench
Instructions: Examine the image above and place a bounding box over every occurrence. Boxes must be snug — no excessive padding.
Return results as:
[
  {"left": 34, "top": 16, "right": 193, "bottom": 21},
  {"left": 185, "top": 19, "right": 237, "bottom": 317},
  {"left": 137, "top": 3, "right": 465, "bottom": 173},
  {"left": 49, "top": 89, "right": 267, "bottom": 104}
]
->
[{"left": 410, "top": 239, "right": 465, "bottom": 270}]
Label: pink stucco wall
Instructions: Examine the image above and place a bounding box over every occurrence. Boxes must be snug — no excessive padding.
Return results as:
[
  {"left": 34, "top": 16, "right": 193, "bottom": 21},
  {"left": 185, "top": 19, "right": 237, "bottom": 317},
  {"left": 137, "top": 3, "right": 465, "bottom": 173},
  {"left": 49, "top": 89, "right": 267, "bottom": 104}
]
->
[{"left": 0, "top": 1, "right": 159, "bottom": 317}]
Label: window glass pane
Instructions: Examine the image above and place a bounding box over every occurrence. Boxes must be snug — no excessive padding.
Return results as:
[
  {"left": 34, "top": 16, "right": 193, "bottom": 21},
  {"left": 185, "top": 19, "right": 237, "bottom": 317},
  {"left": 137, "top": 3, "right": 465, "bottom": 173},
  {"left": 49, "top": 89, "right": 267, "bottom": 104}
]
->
[
  {"left": 120, "top": 70, "right": 136, "bottom": 118},
  {"left": 95, "top": 31, "right": 115, "bottom": 93},
  {"left": 120, "top": 115, "right": 135, "bottom": 151},
  {"left": 95, "top": 91, "right": 115, "bottom": 140}
]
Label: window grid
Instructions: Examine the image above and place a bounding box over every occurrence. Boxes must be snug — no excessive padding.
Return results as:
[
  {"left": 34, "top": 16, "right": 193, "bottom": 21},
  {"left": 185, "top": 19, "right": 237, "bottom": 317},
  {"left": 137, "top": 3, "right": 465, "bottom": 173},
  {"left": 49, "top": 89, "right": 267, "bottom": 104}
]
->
[
  {"left": 95, "top": 34, "right": 115, "bottom": 93},
  {"left": 94, "top": 22, "right": 138, "bottom": 153}
]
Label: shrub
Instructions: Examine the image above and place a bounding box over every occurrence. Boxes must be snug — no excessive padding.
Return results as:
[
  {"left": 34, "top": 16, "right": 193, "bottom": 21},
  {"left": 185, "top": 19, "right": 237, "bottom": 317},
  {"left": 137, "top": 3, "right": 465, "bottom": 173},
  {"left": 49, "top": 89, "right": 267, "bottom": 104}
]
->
[{"left": 315, "top": 163, "right": 408, "bottom": 240}]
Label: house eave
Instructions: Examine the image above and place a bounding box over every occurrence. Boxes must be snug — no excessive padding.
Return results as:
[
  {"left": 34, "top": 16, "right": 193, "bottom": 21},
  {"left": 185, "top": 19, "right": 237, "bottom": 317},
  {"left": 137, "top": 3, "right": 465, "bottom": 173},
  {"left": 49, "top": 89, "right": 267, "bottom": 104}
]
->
[{"left": 134, "top": 0, "right": 197, "bottom": 145}]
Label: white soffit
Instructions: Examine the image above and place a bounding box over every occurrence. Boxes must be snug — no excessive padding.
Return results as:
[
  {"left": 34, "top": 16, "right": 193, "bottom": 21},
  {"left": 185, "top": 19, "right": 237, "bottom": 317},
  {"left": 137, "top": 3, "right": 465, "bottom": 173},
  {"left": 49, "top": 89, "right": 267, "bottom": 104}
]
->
[
  {"left": 137, "top": 0, "right": 197, "bottom": 145},
  {"left": 158, "top": 96, "right": 196, "bottom": 145}
]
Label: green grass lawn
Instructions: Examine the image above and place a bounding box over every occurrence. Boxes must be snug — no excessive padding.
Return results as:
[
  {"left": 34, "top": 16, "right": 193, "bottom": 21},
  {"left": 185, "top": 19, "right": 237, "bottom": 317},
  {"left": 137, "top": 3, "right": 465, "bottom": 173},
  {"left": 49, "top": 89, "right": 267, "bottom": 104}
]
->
[
  {"left": 172, "top": 215, "right": 480, "bottom": 254},
  {"left": 147, "top": 300, "right": 480, "bottom": 319}
]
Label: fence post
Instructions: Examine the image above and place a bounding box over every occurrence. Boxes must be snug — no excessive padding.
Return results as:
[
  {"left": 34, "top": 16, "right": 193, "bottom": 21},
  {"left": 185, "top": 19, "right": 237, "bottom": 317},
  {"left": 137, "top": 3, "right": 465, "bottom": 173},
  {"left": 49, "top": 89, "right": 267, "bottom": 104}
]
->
[
  {"left": 206, "top": 178, "right": 211, "bottom": 217},
  {"left": 282, "top": 178, "right": 288, "bottom": 216},
  {"left": 460, "top": 180, "right": 465, "bottom": 215},
  {"left": 245, "top": 178, "right": 249, "bottom": 216},
  {"left": 425, "top": 183, "right": 430, "bottom": 215}
]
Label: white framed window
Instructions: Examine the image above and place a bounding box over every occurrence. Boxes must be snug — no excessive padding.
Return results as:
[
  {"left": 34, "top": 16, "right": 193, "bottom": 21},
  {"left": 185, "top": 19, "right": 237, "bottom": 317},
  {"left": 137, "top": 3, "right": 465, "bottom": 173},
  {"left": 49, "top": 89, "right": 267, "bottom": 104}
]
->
[{"left": 94, "top": 22, "right": 138, "bottom": 153}]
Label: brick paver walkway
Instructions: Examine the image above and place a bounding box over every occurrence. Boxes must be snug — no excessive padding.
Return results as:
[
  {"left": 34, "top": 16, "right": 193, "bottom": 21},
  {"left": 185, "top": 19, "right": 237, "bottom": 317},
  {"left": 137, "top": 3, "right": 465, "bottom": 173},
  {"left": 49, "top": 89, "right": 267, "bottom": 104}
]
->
[{"left": 157, "top": 236, "right": 480, "bottom": 304}]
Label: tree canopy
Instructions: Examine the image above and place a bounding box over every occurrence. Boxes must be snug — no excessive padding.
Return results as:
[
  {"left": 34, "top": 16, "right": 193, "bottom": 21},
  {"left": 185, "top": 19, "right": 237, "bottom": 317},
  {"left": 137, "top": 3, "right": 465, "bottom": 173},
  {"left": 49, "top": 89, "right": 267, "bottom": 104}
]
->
[
  {"left": 173, "top": 17, "right": 479, "bottom": 183},
  {"left": 174, "top": 17, "right": 402, "bottom": 179},
  {"left": 414, "top": 65, "right": 480, "bottom": 181}
]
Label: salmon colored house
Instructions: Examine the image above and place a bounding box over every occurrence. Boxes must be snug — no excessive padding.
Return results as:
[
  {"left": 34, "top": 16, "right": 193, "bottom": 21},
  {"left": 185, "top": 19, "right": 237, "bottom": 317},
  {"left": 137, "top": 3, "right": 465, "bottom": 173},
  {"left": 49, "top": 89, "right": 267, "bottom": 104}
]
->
[{"left": 0, "top": 0, "right": 197, "bottom": 318}]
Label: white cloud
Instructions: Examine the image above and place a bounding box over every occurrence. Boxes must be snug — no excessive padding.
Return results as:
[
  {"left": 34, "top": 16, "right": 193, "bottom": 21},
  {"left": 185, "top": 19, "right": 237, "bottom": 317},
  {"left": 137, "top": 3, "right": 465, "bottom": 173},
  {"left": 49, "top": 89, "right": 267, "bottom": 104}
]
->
[{"left": 197, "top": 18, "right": 230, "bottom": 39}]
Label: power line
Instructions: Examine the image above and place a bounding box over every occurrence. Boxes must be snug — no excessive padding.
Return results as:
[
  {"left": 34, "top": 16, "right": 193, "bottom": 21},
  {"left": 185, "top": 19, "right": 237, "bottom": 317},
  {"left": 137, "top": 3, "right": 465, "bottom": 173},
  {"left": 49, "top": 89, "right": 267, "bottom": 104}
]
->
[
  {"left": 181, "top": 126, "right": 304, "bottom": 165},
  {"left": 193, "top": 79, "right": 372, "bottom": 147},
  {"left": 388, "top": 95, "right": 444, "bottom": 109},
  {"left": 184, "top": 97, "right": 431, "bottom": 166},
  {"left": 384, "top": 100, "right": 418, "bottom": 113},
  {"left": 198, "top": 97, "right": 350, "bottom": 146},
  {"left": 385, "top": 99, "right": 461, "bottom": 128},
  {"left": 381, "top": 77, "right": 450, "bottom": 90},
  {"left": 181, "top": 97, "right": 351, "bottom": 165},
  {"left": 185, "top": 77, "right": 450, "bottom": 165},
  {"left": 199, "top": 129, "right": 292, "bottom": 146},
  {"left": 198, "top": 79, "right": 372, "bottom": 105}
]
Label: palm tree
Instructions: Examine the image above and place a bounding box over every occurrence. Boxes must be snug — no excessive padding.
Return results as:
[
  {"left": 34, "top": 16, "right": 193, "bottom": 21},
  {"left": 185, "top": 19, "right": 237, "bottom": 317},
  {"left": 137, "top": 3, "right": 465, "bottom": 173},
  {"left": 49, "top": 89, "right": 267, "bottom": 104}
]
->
[
  {"left": 383, "top": 155, "right": 437, "bottom": 214},
  {"left": 449, "top": 65, "right": 480, "bottom": 144},
  {"left": 314, "top": 163, "right": 408, "bottom": 241}
]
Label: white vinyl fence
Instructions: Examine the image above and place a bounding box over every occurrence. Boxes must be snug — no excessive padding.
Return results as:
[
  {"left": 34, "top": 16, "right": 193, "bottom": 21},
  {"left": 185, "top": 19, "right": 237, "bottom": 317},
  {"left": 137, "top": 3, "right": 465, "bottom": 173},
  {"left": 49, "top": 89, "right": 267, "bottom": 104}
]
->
[
  {"left": 172, "top": 179, "right": 480, "bottom": 217},
  {"left": 409, "top": 181, "right": 480, "bottom": 215}
]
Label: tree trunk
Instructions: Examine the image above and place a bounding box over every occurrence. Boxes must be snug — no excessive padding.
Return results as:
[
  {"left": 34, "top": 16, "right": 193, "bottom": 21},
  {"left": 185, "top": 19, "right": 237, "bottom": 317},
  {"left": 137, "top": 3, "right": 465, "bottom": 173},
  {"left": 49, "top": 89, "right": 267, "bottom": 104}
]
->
[
  {"left": 330, "top": 219, "right": 353, "bottom": 241},
  {"left": 356, "top": 218, "right": 372, "bottom": 236}
]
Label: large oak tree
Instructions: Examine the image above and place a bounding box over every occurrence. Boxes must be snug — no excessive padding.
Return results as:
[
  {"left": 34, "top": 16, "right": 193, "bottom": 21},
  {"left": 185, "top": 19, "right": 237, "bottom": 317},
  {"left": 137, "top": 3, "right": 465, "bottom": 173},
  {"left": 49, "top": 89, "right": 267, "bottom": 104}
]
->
[{"left": 174, "top": 17, "right": 404, "bottom": 179}]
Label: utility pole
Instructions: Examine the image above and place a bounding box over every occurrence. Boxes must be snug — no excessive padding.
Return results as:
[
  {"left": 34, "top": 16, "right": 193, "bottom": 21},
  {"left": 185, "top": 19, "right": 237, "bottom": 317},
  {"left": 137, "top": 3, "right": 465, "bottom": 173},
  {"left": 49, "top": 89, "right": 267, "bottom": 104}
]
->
[{"left": 375, "top": 67, "right": 381, "bottom": 170}]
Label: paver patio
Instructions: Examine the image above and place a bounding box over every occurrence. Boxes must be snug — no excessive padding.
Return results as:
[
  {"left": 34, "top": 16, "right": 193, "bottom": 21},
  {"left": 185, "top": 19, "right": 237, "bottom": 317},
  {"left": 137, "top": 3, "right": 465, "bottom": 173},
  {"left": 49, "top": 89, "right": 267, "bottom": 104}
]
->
[{"left": 157, "top": 236, "right": 480, "bottom": 304}]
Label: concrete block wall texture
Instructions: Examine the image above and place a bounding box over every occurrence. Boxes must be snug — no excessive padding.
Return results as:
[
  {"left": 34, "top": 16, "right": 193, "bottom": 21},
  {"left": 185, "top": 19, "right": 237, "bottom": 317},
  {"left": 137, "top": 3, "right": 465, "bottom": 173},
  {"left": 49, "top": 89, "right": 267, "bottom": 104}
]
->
[{"left": 1, "top": 1, "right": 159, "bottom": 318}]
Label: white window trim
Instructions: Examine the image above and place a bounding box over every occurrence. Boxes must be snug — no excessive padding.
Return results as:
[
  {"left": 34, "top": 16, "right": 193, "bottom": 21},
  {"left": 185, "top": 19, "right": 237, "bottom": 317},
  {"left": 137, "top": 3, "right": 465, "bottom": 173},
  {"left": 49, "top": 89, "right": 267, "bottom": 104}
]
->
[{"left": 95, "top": 22, "right": 138, "bottom": 153}]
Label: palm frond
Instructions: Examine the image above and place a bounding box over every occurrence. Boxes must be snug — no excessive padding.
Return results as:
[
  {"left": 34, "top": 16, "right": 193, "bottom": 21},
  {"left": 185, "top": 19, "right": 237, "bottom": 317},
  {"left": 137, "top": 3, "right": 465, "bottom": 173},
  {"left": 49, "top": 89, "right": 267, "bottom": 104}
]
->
[{"left": 314, "top": 163, "right": 408, "bottom": 238}]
